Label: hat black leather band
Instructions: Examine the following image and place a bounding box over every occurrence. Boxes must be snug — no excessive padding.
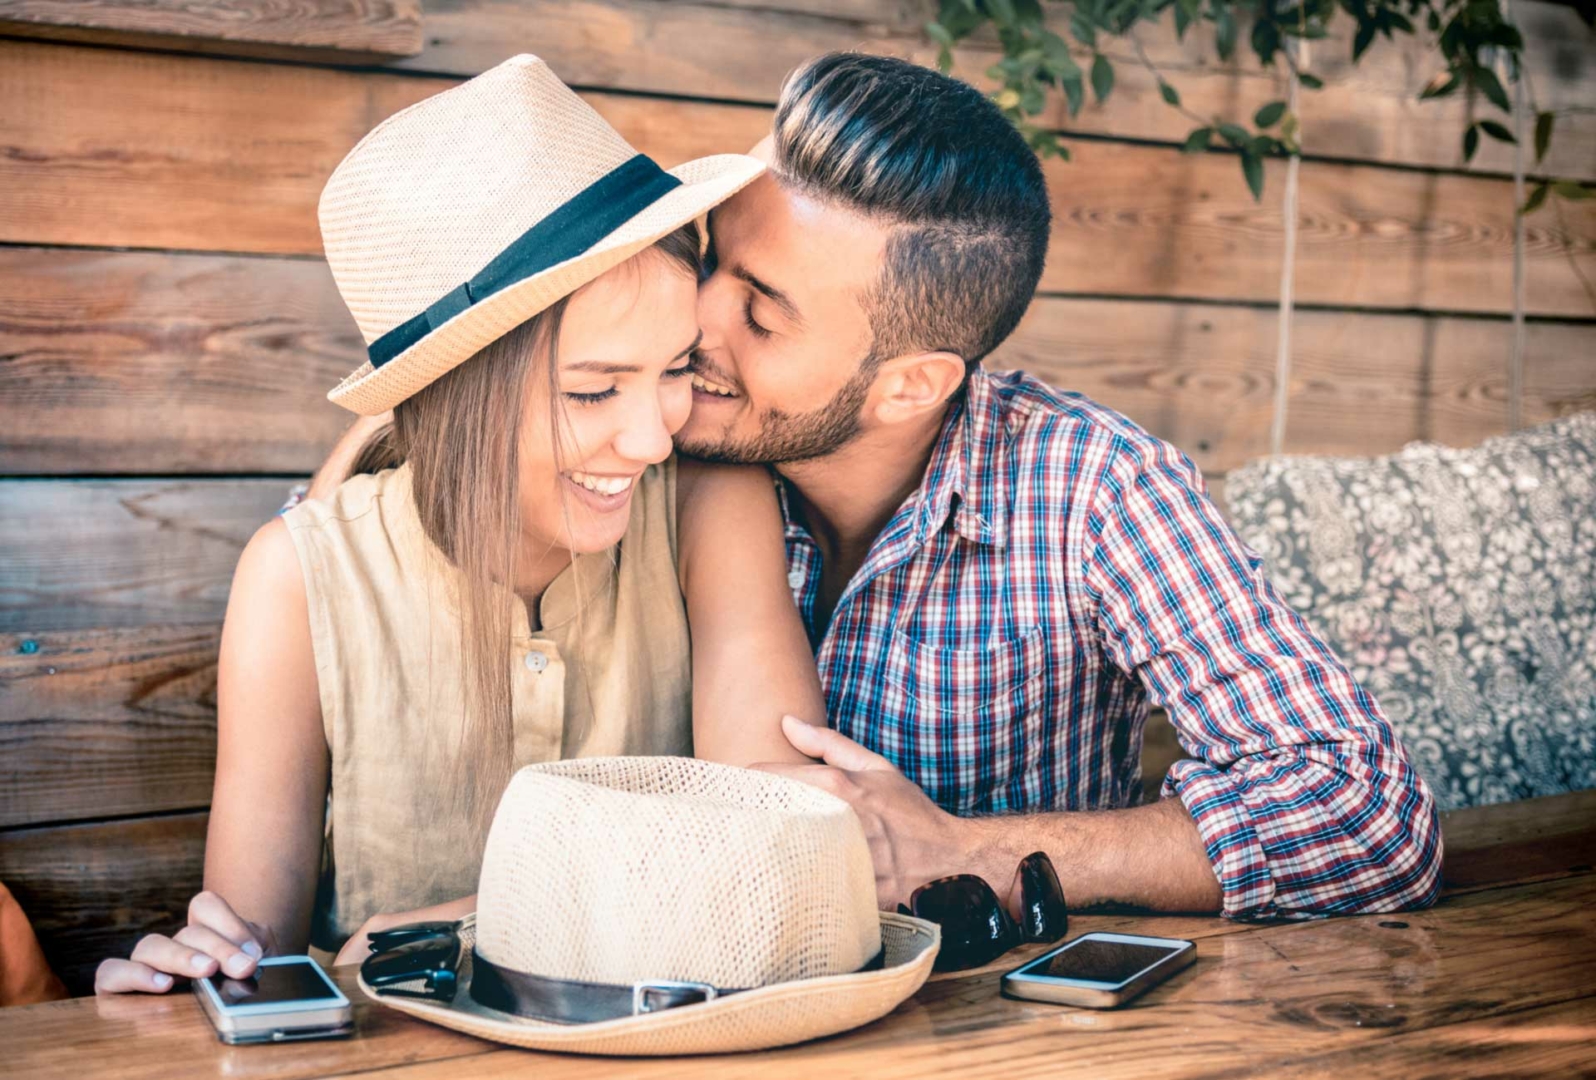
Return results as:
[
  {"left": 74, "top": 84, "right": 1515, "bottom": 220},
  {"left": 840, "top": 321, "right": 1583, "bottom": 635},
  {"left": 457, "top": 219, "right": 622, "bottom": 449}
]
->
[
  {"left": 468, "top": 946, "right": 887, "bottom": 1025},
  {"left": 367, "top": 153, "right": 683, "bottom": 369}
]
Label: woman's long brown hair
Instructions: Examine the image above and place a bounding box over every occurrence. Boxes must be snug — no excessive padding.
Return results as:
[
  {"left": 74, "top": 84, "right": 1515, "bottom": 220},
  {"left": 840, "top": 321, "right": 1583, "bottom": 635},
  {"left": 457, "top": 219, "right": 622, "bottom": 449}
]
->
[{"left": 348, "top": 223, "right": 701, "bottom": 825}]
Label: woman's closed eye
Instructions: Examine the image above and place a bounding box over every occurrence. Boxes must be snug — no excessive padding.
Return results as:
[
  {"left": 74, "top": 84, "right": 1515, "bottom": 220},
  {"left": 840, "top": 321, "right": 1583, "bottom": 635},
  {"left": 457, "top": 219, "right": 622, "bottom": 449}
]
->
[{"left": 564, "top": 355, "right": 699, "bottom": 405}]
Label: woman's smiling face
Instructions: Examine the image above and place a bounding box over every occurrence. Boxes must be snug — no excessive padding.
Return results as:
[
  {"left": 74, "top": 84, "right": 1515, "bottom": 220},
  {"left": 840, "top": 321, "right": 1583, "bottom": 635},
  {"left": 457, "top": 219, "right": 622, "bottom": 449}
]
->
[{"left": 517, "top": 248, "right": 701, "bottom": 557}]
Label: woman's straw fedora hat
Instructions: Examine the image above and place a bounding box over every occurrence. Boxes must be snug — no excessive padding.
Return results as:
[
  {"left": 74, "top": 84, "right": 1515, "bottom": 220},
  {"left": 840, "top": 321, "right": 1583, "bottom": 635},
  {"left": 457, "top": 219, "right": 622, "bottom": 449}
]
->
[
  {"left": 360, "top": 757, "right": 940, "bottom": 1055},
  {"left": 319, "top": 54, "right": 765, "bottom": 415}
]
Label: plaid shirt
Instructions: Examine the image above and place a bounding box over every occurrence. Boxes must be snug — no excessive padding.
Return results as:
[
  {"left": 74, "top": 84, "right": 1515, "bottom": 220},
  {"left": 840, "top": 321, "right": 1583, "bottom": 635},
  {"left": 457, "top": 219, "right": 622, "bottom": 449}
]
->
[{"left": 778, "top": 367, "right": 1442, "bottom": 920}]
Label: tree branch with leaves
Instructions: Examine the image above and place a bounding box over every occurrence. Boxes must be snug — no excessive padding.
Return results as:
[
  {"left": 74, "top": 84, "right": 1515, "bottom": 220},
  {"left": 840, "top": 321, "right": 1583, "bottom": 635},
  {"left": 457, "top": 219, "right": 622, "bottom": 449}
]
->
[{"left": 926, "top": 0, "right": 1594, "bottom": 211}]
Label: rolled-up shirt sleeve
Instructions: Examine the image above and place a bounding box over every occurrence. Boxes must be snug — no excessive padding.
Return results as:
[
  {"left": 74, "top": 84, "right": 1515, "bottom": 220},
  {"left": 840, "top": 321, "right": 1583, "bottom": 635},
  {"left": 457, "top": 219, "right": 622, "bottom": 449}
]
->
[{"left": 1080, "top": 437, "right": 1443, "bottom": 919}]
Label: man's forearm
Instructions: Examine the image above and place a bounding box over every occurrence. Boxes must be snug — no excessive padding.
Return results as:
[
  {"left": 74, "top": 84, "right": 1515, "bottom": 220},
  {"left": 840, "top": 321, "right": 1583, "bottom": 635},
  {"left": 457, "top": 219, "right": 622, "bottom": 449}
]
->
[{"left": 961, "top": 796, "right": 1223, "bottom": 913}]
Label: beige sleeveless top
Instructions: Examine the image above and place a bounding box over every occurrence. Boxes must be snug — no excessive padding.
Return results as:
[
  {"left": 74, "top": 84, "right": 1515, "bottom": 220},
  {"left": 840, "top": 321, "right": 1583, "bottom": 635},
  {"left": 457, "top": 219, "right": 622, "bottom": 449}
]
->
[{"left": 283, "top": 459, "right": 692, "bottom": 948}]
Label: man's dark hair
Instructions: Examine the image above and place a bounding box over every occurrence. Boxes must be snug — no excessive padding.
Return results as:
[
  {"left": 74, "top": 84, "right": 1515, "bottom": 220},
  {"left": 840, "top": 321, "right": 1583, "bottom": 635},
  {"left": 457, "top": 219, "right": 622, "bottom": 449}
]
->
[{"left": 771, "top": 52, "right": 1051, "bottom": 368}]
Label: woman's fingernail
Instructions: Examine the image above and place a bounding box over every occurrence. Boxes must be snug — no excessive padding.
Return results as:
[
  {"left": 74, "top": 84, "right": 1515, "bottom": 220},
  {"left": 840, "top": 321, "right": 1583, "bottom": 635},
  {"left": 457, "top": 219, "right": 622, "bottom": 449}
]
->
[
  {"left": 153, "top": 973, "right": 173, "bottom": 991},
  {"left": 192, "top": 954, "right": 214, "bottom": 974},
  {"left": 242, "top": 940, "right": 264, "bottom": 960},
  {"left": 225, "top": 953, "right": 253, "bottom": 977}
]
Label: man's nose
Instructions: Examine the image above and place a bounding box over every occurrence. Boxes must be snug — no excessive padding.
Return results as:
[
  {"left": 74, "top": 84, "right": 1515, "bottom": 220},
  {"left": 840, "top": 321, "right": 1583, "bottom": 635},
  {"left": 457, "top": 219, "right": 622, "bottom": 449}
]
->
[{"left": 695, "top": 271, "right": 732, "bottom": 351}]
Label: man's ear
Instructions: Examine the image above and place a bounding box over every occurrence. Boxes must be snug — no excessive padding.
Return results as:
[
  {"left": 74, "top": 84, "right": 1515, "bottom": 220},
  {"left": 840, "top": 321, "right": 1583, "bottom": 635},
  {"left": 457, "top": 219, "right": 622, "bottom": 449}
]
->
[{"left": 870, "top": 351, "right": 968, "bottom": 426}]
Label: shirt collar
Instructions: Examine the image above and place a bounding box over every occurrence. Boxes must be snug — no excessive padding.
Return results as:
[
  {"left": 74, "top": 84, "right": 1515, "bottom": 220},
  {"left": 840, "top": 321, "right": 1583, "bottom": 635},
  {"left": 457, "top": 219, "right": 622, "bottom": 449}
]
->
[{"left": 914, "top": 365, "right": 1008, "bottom": 548}]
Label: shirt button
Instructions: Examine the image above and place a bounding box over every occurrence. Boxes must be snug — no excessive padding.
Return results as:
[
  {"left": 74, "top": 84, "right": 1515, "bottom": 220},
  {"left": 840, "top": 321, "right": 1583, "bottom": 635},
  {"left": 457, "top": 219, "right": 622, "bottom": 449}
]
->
[
  {"left": 524, "top": 651, "right": 549, "bottom": 674},
  {"left": 787, "top": 570, "right": 806, "bottom": 589}
]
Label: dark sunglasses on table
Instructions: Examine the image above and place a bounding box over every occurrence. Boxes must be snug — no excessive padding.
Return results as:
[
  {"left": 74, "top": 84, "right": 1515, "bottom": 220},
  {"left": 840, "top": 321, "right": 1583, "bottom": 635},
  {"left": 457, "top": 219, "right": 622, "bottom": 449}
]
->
[
  {"left": 362, "top": 921, "right": 464, "bottom": 1002},
  {"left": 900, "top": 850, "right": 1068, "bottom": 972}
]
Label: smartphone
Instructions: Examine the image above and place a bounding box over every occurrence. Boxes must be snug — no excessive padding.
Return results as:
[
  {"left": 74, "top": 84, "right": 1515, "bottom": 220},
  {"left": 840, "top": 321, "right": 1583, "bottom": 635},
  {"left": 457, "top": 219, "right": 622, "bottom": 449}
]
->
[
  {"left": 193, "top": 955, "right": 353, "bottom": 1044},
  {"left": 1001, "top": 931, "right": 1196, "bottom": 1008}
]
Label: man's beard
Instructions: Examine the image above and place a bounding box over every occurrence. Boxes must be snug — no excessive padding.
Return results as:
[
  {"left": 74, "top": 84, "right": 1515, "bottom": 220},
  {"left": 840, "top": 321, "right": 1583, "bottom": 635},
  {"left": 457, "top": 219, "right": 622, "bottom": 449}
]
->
[{"left": 677, "top": 351, "right": 882, "bottom": 466}]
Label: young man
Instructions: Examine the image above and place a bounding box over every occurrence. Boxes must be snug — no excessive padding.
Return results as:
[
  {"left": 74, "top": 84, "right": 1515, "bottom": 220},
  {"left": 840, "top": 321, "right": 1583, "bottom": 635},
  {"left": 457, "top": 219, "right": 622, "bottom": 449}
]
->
[
  {"left": 314, "top": 53, "right": 1441, "bottom": 922},
  {"left": 677, "top": 53, "right": 1439, "bottom": 921}
]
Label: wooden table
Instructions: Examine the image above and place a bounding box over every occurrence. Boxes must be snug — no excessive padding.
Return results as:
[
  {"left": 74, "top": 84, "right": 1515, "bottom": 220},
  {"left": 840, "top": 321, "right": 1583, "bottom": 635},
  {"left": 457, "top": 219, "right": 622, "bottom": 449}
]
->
[{"left": 9, "top": 792, "right": 1595, "bottom": 1079}]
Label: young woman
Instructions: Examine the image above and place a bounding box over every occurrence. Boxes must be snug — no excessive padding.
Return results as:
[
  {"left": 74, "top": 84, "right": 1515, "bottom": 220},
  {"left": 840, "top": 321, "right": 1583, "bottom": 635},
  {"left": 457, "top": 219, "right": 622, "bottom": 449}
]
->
[{"left": 95, "top": 57, "right": 821, "bottom": 994}]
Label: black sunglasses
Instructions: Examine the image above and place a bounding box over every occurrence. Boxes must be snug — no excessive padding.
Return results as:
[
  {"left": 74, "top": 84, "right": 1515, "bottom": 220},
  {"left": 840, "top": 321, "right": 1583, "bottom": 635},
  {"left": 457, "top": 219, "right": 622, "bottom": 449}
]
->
[
  {"left": 361, "top": 922, "right": 464, "bottom": 1001},
  {"left": 900, "top": 851, "right": 1068, "bottom": 972}
]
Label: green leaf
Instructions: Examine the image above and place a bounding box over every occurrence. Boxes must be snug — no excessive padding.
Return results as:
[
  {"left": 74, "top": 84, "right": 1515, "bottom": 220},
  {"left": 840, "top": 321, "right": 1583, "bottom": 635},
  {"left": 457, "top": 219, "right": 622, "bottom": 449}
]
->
[
  {"left": 1472, "top": 66, "right": 1511, "bottom": 113},
  {"left": 1520, "top": 181, "right": 1550, "bottom": 215},
  {"left": 1071, "top": 11, "right": 1098, "bottom": 47},
  {"left": 1174, "top": 0, "right": 1194, "bottom": 39},
  {"left": 1352, "top": 20, "right": 1376, "bottom": 60},
  {"left": 1241, "top": 151, "right": 1265, "bottom": 201},
  {"left": 1039, "top": 30, "right": 1082, "bottom": 81},
  {"left": 1297, "top": 72, "right": 1323, "bottom": 90},
  {"left": 1062, "top": 75, "right": 1086, "bottom": 117},
  {"left": 1250, "top": 18, "right": 1280, "bottom": 65},
  {"left": 1215, "top": 9, "right": 1237, "bottom": 59},
  {"left": 1420, "top": 70, "right": 1460, "bottom": 100},
  {"left": 1218, "top": 123, "right": 1250, "bottom": 148},
  {"left": 1534, "top": 111, "right": 1554, "bottom": 164},
  {"left": 1182, "top": 126, "right": 1214, "bottom": 153},
  {"left": 1463, "top": 123, "right": 1480, "bottom": 163},
  {"left": 936, "top": 46, "right": 954, "bottom": 73},
  {"left": 1160, "top": 81, "right": 1181, "bottom": 107},
  {"left": 1021, "top": 84, "right": 1046, "bottom": 114},
  {"left": 1479, "top": 119, "right": 1516, "bottom": 144},
  {"left": 926, "top": 21, "right": 955, "bottom": 48},
  {"left": 1553, "top": 180, "right": 1596, "bottom": 200},
  {"left": 1091, "top": 53, "right": 1115, "bottom": 103},
  {"left": 1254, "top": 101, "right": 1286, "bottom": 127}
]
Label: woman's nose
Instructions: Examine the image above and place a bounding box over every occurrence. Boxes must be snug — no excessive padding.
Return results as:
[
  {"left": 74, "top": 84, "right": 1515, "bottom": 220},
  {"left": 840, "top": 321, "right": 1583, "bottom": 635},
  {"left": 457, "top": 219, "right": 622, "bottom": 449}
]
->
[{"left": 611, "top": 396, "right": 674, "bottom": 464}]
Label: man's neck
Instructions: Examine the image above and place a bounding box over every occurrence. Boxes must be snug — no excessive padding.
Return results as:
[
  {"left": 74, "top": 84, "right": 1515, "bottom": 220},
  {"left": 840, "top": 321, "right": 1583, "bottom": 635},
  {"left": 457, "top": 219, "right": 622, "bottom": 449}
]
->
[{"left": 778, "top": 404, "right": 951, "bottom": 578}]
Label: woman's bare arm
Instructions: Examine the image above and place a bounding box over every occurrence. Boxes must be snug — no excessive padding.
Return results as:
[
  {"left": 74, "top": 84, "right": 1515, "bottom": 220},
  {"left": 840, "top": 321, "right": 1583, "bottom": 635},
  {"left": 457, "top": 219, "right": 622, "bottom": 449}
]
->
[
  {"left": 97, "top": 518, "right": 330, "bottom": 991},
  {"left": 676, "top": 458, "right": 825, "bottom": 767}
]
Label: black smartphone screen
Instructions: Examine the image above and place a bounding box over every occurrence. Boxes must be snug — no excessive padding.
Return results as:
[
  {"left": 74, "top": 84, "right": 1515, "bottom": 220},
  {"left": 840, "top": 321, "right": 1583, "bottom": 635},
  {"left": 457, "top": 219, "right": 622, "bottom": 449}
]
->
[
  {"left": 208, "top": 960, "right": 340, "bottom": 1007},
  {"left": 1023, "top": 938, "right": 1182, "bottom": 985}
]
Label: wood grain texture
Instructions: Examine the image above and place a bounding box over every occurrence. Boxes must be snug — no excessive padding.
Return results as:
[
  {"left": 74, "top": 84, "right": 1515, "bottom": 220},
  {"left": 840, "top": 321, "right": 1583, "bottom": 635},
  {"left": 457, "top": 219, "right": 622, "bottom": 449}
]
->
[
  {"left": 993, "top": 299, "right": 1596, "bottom": 478},
  {"left": 3, "top": 41, "right": 1592, "bottom": 316},
  {"left": 0, "top": 247, "right": 356, "bottom": 475},
  {"left": 0, "top": 626, "right": 220, "bottom": 829},
  {"left": 5, "top": 245, "right": 1592, "bottom": 476},
  {"left": 0, "top": 478, "right": 293, "bottom": 632},
  {"left": 16, "top": 871, "right": 1579, "bottom": 1076},
  {"left": 1439, "top": 789, "right": 1596, "bottom": 895},
  {"left": 0, "top": 812, "right": 208, "bottom": 996},
  {"left": 398, "top": 0, "right": 1596, "bottom": 178},
  {"left": 0, "top": 0, "right": 424, "bottom": 61}
]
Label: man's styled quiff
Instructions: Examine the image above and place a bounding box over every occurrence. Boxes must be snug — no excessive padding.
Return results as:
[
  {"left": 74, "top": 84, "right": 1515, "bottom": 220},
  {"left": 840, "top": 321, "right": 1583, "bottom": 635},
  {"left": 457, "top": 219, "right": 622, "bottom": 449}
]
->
[{"left": 771, "top": 52, "right": 1051, "bottom": 367}]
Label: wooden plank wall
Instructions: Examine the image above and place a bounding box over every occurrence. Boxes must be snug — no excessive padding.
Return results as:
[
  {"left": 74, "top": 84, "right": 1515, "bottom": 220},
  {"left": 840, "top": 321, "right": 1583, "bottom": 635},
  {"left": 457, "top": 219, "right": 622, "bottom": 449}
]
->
[{"left": 2, "top": 0, "right": 1594, "bottom": 994}]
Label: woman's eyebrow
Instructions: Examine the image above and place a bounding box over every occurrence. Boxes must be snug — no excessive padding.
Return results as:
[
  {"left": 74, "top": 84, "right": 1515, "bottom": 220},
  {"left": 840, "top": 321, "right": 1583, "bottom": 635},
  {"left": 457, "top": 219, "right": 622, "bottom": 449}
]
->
[{"left": 564, "top": 332, "right": 702, "bottom": 375}]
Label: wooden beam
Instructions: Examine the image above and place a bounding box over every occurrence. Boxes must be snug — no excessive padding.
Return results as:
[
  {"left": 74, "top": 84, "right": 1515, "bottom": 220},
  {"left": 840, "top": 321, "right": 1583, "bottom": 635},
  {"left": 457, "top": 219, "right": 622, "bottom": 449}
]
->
[
  {"left": 0, "top": 248, "right": 354, "bottom": 475},
  {"left": 396, "top": 0, "right": 1596, "bottom": 178},
  {"left": 0, "top": 626, "right": 219, "bottom": 829},
  {"left": 991, "top": 299, "right": 1596, "bottom": 479},
  {"left": 0, "top": 0, "right": 423, "bottom": 62},
  {"left": 0, "top": 812, "right": 207, "bottom": 995},
  {"left": 0, "top": 478, "right": 291, "bottom": 632},
  {"left": 5, "top": 247, "right": 1592, "bottom": 475},
  {"left": 2, "top": 41, "right": 1592, "bottom": 315}
]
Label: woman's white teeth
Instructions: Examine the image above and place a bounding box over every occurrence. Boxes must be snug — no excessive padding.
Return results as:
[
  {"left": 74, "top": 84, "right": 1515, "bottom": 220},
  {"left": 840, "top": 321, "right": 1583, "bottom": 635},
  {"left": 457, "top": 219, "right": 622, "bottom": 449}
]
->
[
  {"left": 567, "top": 471, "right": 635, "bottom": 496},
  {"left": 691, "top": 373, "right": 737, "bottom": 397}
]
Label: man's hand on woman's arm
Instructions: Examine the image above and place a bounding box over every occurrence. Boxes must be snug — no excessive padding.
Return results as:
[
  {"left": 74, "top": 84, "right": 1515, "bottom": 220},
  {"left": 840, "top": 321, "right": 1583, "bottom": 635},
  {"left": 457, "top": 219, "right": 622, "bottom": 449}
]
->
[{"left": 305, "top": 411, "right": 394, "bottom": 501}]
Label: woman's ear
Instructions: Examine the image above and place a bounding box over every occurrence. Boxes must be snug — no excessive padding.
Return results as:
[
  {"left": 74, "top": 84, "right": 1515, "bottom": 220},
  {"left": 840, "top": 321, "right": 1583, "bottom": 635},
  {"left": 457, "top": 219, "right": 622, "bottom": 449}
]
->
[{"left": 870, "top": 351, "right": 968, "bottom": 426}]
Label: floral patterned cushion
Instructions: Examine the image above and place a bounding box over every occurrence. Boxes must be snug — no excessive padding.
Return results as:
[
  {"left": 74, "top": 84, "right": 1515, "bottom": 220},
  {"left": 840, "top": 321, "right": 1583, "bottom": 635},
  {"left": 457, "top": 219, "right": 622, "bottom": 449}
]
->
[{"left": 1225, "top": 412, "right": 1596, "bottom": 811}]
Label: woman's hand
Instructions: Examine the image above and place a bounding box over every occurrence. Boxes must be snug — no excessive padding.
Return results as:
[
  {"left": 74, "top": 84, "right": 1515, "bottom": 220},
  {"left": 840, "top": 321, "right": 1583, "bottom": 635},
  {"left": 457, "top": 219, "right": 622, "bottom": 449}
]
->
[
  {"left": 94, "top": 891, "right": 277, "bottom": 994},
  {"left": 331, "top": 894, "right": 477, "bottom": 967}
]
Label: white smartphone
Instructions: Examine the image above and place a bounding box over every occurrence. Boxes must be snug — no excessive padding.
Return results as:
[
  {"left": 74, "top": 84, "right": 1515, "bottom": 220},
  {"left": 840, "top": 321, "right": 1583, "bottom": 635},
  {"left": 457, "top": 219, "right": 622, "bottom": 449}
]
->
[
  {"left": 193, "top": 955, "right": 353, "bottom": 1044},
  {"left": 1000, "top": 931, "right": 1196, "bottom": 1008}
]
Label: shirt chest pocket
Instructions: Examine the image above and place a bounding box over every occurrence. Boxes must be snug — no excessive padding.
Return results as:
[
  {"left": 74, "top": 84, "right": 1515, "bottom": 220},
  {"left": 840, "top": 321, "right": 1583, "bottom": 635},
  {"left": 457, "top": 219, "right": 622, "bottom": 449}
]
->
[{"left": 878, "top": 626, "right": 1047, "bottom": 810}]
